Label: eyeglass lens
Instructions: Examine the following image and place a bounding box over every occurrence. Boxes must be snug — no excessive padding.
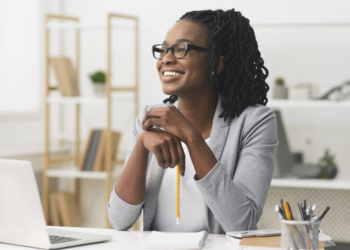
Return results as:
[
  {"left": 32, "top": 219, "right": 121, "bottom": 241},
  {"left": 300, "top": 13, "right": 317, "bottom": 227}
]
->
[{"left": 153, "top": 44, "right": 187, "bottom": 59}]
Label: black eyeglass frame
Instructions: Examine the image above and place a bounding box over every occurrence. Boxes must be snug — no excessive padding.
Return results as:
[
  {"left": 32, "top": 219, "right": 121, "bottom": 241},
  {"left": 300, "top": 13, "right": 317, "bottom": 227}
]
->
[{"left": 152, "top": 43, "right": 208, "bottom": 59}]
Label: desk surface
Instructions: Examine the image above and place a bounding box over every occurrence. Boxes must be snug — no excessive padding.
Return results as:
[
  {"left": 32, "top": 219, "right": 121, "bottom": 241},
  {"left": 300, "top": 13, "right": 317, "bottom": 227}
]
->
[{"left": 0, "top": 226, "right": 238, "bottom": 250}]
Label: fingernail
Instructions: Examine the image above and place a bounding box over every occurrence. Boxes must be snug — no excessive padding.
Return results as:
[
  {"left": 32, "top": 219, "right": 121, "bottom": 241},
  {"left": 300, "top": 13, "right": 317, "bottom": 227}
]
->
[{"left": 181, "top": 171, "right": 184, "bottom": 176}]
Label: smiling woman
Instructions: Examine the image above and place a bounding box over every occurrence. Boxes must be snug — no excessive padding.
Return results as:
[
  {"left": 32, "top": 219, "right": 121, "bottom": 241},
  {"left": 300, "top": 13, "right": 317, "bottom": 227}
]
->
[{"left": 108, "top": 9, "right": 278, "bottom": 234}]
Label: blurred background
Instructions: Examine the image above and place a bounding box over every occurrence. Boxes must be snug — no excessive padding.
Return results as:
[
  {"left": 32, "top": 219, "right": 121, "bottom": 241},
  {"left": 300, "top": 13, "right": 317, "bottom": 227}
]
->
[{"left": 1, "top": 0, "right": 349, "bottom": 248}]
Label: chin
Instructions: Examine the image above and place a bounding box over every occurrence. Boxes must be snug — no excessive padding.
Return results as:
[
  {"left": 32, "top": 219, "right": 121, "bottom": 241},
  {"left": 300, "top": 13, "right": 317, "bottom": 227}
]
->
[{"left": 161, "top": 84, "right": 178, "bottom": 96}]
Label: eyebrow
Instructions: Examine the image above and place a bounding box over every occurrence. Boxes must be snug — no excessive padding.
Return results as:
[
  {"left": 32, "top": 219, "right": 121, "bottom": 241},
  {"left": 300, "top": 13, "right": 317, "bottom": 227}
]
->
[{"left": 163, "top": 38, "right": 194, "bottom": 45}]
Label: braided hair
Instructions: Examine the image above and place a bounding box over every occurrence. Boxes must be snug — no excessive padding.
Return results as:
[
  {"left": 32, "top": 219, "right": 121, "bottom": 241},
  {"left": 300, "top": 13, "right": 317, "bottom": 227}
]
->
[{"left": 163, "top": 9, "right": 269, "bottom": 120}]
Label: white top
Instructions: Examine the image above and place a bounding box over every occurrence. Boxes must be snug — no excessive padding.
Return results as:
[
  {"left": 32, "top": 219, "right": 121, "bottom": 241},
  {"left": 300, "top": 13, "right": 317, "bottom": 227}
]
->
[{"left": 152, "top": 139, "right": 210, "bottom": 232}]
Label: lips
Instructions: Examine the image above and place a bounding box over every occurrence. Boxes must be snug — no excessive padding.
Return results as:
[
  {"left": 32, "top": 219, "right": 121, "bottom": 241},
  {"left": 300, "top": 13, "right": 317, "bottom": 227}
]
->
[
  {"left": 160, "top": 70, "right": 184, "bottom": 83},
  {"left": 163, "top": 71, "right": 185, "bottom": 76}
]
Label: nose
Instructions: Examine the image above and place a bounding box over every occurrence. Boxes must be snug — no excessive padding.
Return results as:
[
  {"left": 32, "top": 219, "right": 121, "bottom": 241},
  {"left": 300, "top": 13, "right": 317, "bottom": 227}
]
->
[{"left": 162, "top": 48, "right": 176, "bottom": 65}]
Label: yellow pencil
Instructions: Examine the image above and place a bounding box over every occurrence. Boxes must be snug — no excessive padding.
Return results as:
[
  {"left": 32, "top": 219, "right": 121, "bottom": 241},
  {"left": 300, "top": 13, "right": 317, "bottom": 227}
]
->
[
  {"left": 283, "top": 199, "right": 292, "bottom": 221},
  {"left": 177, "top": 164, "right": 180, "bottom": 225}
]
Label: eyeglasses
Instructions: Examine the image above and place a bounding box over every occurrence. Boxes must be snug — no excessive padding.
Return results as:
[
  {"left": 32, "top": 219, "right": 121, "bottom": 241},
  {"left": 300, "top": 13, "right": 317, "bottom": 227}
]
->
[{"left": 152, "top": 43, "right": 208, "bottom": 59}]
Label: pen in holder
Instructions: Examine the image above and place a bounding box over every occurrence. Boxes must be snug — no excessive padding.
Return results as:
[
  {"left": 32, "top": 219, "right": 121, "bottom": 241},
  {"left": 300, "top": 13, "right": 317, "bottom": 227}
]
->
[{"left": 281, "top": 219, "right": 321, "bottom": 250}]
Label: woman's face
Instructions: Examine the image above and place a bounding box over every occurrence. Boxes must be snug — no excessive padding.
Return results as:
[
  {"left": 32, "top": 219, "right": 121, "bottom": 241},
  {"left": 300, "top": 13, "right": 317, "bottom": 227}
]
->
[{"left": 156, "top": 20, "right": 212, "bottom": 97}]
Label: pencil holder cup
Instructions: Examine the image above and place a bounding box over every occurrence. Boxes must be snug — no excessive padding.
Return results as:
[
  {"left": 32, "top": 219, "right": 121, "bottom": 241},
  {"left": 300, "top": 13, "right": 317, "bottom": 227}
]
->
[{"left": 281, "top": 220, "right": 321, "bottom": 250}]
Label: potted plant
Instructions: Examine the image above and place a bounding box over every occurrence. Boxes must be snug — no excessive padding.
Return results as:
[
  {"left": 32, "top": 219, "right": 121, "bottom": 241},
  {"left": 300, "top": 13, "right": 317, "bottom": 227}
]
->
[
  {"left": 318, "top": 149, "right": 338, "bottom": 179},
  {"left": 89, "top": 71, "right": 106, "bottom": 96},
  {"left": 273, "top": 77, "right": 288, "bottom": 99}
]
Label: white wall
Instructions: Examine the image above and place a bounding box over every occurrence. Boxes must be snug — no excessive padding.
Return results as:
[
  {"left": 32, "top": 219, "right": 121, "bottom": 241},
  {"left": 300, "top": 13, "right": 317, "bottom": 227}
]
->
[
  {"left": 52, "top": 0, "right": 350, "bottom": 228},
  {"left": 0, "top": 0, "right": 66, "bottom": 156},
  {"left": 1, "top": 0, "right": 350, "bottom": 227},
  {"left": 60, "top": 0, "right": 350, "bottom": 176}
]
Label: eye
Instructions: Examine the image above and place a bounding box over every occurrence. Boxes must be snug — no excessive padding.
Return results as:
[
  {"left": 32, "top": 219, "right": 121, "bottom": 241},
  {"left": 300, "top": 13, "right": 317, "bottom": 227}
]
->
[
  {"left": 176, "top": 48, "right": 186, "bottom": 52},
  {"left": 156, "top": 47, "right": 165, "bottom": 53}
]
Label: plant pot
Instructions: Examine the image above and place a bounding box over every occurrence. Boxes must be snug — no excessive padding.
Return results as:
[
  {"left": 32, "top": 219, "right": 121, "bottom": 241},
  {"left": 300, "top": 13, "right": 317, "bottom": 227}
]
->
[
  {"left": 326, "top": 165, "right": 337, "bottom": 179},
  {"left": 319, "top": 165, "right": 338, "bottom": 179},
  {"left": 274, "top": 85, "right": 288, "bottom": 99},
  {"left": 93, "top": 84, "right": 106, "bottom": 96}
]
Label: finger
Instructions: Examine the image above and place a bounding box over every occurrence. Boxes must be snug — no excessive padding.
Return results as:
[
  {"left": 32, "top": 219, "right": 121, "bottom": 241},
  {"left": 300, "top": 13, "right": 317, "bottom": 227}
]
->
[
  {"left": 160, "top": 140, "right": 172, "bottom": 169},
  {"left": 143, "top": 117, "right": 163, "bottom": 131},
  {"left": 168, "top": 137, "right": 180, "bottom": 168},
  {"left": 142, "top": 106, "right": 177, "bottom": 126},
  {"left": 153, "top": 146, "right": 165, "bottom": 168},
  {"left": 176, "top": 140, "right": 186, "bottom": 176},
  {"left": 142, "top": 109, "right": 163, "bottom": 126}
]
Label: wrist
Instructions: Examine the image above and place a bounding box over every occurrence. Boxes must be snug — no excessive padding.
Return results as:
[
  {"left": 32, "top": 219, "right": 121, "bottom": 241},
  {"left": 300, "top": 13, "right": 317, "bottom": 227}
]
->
[
  {"left": 184, "top": 130, "right": 202, "bottom": 146},
  {"left": 136, "top": 133, "right": 150, "bottom": 155}
]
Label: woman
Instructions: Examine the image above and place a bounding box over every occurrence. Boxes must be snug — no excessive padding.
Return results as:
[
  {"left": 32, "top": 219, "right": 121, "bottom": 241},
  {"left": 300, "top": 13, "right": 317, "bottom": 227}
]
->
[{"left": 107, "top": 9, "right": 278, "bottom": 234}]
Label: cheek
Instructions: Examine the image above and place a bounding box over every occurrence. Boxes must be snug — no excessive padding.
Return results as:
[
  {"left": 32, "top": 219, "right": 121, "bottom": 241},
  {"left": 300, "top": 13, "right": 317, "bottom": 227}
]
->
[
  {"left": 156, "top": 60, "right": 162, "bottom": 72},
  {"left": 188, "top": 60, "right": 209, "bottom": 79}
]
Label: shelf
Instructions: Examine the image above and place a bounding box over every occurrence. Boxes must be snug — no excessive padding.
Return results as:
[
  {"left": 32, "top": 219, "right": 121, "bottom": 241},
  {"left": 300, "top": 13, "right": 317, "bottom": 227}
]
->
[
  {"left": 252, "top": 23, "right": 350, "bottom": 28},
  {"left": 46, "top": 94, "right": 134, "bottom": 105},
  {"left": 46, "top": 23, "right": 134, "bottom": 30},
  {"left": 46, "top": 167, "right": 122, "bottom": 180},
  {"left": 0, "top": 144, "right": 71, "bottom": 157},
  {"left": 267, "top": 100, "right": 350, "bottom": 108},
  {"left": 271, "top": 178, "right": 350, "bottom": 190}
]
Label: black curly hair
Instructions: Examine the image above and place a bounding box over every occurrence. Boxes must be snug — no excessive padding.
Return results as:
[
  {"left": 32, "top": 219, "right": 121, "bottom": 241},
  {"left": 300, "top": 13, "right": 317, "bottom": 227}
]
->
[{"left": 163, "top": 9, "right": 269, "bottom": 120}]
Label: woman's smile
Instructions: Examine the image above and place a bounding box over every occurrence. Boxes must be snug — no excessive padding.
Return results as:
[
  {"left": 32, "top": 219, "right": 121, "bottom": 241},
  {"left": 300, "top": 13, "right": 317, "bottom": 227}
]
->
[{"left": 161, "top": 69, "right": 185, "bottom": 83}]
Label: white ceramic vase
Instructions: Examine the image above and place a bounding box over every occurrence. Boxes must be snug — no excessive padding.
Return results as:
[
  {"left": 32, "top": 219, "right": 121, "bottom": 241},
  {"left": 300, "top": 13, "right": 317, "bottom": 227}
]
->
[
  {"left": 93, "top": 84, "right": 106, "bottom": 96},
  {"left": 273, "top": 85, "right": 288, "bottom": 99}
]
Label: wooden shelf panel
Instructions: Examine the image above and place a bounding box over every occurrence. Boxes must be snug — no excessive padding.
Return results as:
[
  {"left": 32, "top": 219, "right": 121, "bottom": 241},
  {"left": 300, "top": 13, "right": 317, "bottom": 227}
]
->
[
  {"left": 46, "top": 94, "right": 134, "bottom": 105},
  {"left": 267, "top": 100, "right": 350, "bottom": 108},
  {"left": 271, "top": 178, "right": 350, "bottom": 190},
  {"left": 46, "top": 167, "right": 122, "bottom": 180},
  {"left": 46, "top": 23, "right": 135, "bottom": 30},
  {"left": 46, "top": 169, "right": 107, "bottom": 179}
]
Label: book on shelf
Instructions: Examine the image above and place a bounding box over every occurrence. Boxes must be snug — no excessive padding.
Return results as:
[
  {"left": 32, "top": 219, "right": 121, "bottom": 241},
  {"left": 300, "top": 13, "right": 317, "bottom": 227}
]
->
[
  {"left": 80, "top": 129, "right": 121, "bottom": 172},
  {"left": 52, "top": 192, "right": 80, "bottom": 227},
  {"left": 93, "top": 130, "right": 106, "bottom": 171},
  {"left": 79, "top": 130, "right": 93, "bottom": 171},
  {"left": 82, "top": 130, "right": 102, "bottom": 171},
  {"left": 93, "top": 131, "right": 121, "bottom": 171},
  {"left": 51, "top": 57, "right": 80, "bottom": 96}
]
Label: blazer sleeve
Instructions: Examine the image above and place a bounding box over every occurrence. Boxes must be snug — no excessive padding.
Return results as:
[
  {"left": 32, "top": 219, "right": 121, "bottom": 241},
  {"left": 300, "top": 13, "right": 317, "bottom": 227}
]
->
[
  {"left": 195, "top": 106, "right": 278, "bottom": 232},
  {"left": 107, "top": 105, "right": 151, "bottom": 230}
]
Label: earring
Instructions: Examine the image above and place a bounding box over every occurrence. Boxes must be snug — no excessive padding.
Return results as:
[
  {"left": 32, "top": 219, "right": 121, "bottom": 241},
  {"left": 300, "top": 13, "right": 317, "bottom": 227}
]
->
[{"left": 211, "top": 71, "right": 214, "bottom": 75}]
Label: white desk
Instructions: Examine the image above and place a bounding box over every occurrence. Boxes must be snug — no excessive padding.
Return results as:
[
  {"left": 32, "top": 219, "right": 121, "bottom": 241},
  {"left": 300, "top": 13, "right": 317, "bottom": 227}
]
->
[{"left": 0, "top": 226, "right": 236, "bottom": 250}]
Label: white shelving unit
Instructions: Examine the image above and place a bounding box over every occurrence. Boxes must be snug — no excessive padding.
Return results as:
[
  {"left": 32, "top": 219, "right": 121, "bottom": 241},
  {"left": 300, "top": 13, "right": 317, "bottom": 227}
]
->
[
  {"left": 43, "top": 13, "right": 139, "bottom": 228},
  {"left": 47, "top": 93, "right": 134, "bottom": 105},
  {"left": 271, "top": 178, "right": 350, "bottom": 190},
  {"left": 46, "top": 23, "right": 134, "bottom": 30},
  {"left": 46, "top": 167, "right": 123, "bottom": 180},
  {"left": 267, "top": 99, "right": 350, "bottom": 108}
]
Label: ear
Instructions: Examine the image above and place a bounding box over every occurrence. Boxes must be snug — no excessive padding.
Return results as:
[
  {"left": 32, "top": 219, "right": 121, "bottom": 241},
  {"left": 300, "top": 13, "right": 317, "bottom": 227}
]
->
[
  {"left": 216, "top": 56, "right": 225, "bottom": 74},
  {"left": 210, "top": 56, "right": 225, "bottom": 75}
]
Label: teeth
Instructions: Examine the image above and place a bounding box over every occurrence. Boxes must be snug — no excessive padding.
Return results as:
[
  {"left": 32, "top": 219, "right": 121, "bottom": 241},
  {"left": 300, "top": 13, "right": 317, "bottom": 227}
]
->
[{"left": 163, "top": 71, "right": 184, "bottom": 76}]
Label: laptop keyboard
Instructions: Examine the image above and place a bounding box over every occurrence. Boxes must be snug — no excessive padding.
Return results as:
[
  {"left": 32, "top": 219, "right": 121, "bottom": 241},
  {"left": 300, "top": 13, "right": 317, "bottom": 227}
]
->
[{"left": 49, "top": 235, "right": 82, "bottom": 244}]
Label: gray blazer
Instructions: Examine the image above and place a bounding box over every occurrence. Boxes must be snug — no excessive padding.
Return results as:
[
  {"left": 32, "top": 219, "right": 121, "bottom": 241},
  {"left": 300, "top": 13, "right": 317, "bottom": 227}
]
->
[{"left": 107, "top": 95, "right": 278, "bottom": 234}]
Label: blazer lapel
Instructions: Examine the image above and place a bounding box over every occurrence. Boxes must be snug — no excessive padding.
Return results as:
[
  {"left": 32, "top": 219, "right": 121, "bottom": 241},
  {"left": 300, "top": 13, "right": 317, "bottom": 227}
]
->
[
  {"left": 206, "top": 95, "right": 231, "bottom": 233},
  {"left": 208, "top": 95, "right": 230, "bottom": 161}
]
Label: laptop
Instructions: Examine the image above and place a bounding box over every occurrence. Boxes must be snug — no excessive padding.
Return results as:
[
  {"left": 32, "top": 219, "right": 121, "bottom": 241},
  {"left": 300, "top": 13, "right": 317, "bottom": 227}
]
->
[
  {"left": 0, "top": 159, "right": 113, "bottom": 249},
  {"left": 273, "top": 110, "right": 320, "bottom": 178}
]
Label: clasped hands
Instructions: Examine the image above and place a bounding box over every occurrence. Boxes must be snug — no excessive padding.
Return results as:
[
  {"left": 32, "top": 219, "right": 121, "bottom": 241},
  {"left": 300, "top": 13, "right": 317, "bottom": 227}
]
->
[{"left": 138, "top": 105, "right": 199, "bottom": 176}]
